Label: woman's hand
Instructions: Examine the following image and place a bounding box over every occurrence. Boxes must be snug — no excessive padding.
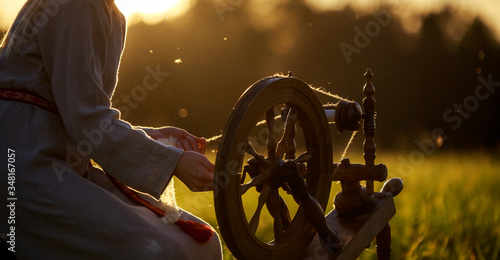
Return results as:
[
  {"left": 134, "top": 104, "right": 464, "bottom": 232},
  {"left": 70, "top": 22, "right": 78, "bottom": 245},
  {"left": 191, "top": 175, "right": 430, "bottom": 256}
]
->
[
  {"left": 173, "top": 151, "right": 215, "bottom": 191},
  {"left": 147, "top": 127, "right": 214, "bottom": 191},
  {"left": 147, "top": 127, "right": 207, "bottom": 154}
]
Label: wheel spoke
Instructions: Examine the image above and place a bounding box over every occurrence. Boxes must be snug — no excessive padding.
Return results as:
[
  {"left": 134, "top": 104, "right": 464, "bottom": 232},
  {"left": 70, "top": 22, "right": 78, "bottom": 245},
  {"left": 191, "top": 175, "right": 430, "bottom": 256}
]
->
[
  {"left": 267, "top": 189, "right": 292, "bottom": 242},
  {"left": 246, "top": 141, "right": 269, "bottom": 167},
  {"left": 294, "top": 152, "right": 313, "bottom": 163},
  {"left": 273, "top": 213, "right": 284, "bottom": 242},
  {"left": 266, "top": 109, "right": 276, "bottom": 160},
  {"left": 276, "top": 107, "right": 298, "bottom": 160},
  {"left": 248, "top": 184, "right": 271, "bottom": 234},
  {"left": 241, "top": 141, "right": 272, "bottom": 194},
  {"left": 241, "top": 168, "right": 271, "bottom": 195},
  {"left": 294, "top": 152, "right": 313, "bottom": 179},
  {"left": 240, "top": 168, "right": 247, "bottom": 185}
]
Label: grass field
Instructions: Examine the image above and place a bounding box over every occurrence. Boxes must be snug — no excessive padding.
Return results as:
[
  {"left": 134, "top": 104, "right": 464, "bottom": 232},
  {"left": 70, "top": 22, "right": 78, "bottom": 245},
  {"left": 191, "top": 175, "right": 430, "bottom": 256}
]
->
[{"left": 174, "top": 151, "right": 500, "bottom": 259}]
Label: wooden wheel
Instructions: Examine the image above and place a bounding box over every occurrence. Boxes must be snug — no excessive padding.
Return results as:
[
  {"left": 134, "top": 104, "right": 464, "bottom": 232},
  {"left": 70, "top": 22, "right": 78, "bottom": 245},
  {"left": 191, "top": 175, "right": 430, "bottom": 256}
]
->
[{"left": 214, "top": 76, "right": 333, "bottom": 260}]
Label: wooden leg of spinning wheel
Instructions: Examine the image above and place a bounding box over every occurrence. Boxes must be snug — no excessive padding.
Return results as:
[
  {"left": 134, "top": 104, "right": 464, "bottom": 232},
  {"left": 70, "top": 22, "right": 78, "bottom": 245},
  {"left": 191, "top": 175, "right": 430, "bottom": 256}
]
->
[{"left": 376, "top": 223, "right": 391, "bottom": 260}]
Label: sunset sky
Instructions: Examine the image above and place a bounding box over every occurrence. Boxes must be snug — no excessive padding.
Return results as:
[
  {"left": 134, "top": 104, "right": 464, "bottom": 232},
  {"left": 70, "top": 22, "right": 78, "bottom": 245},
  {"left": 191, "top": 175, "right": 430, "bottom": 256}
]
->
[{"left": 1, "top": 0, "right": 499, "bottom": 41}]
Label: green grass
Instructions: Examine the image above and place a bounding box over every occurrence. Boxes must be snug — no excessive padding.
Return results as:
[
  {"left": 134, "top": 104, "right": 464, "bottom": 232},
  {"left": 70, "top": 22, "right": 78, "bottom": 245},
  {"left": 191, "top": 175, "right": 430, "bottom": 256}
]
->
[{"left": 174, "top": 151, "right": 500, "bottom": 259}]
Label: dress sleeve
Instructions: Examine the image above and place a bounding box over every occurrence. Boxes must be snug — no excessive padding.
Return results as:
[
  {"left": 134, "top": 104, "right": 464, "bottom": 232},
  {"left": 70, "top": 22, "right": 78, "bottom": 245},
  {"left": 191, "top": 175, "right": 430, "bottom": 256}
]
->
[{"left": 36, "top": 0, "right": 183, "bottom": 199}]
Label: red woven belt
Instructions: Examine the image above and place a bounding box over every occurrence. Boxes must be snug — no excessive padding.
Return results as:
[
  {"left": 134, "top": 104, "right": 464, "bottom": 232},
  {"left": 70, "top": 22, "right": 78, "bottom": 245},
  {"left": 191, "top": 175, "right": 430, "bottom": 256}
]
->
[{"left": 0, "top": 88, "right": 58, "bottom": 114}]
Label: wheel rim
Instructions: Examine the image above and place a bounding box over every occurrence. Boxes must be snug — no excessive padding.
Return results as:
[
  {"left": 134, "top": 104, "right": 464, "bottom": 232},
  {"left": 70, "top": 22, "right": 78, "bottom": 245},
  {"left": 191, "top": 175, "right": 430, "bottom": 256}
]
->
[{"left": 214, "top": 76, "right": 333, "bottom": 260}]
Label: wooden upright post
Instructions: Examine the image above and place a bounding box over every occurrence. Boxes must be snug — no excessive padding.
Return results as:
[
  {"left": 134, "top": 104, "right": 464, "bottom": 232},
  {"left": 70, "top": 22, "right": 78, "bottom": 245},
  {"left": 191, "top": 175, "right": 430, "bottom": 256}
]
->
[
  {"left": 363, "top": 69, "right": 376, "bottom": 195},
  {"left": 376, "top": 223, "right": 392, "bottom": 259}
]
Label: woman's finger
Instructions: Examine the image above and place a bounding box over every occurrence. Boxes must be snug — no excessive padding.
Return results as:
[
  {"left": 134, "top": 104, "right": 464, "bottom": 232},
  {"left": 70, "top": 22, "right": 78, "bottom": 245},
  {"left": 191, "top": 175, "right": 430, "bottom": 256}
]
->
[
  {"left": 185, "top": 136, "right": 201, "bottom": 153},
  {"left": 182, "top": 139, "right": 192, "bottom": 151},
  {"left": 175, "top": 140, "right": 184, "bottom": 150},
  {"left": 200, "top": 180, "right": 214, "bottom": 191},
  {"left": 199, "top": 155, "right": 215, "bottom": 172}
]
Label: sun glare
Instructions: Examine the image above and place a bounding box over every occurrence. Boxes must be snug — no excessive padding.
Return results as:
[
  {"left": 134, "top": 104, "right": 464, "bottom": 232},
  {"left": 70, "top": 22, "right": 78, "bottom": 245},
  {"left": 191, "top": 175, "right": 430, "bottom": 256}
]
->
[
  {"left": 114, "top": 0, "right": 192, "bottom": 25},
  {"left": 0, "top": 0, "right": 193, "bottom": 29}
]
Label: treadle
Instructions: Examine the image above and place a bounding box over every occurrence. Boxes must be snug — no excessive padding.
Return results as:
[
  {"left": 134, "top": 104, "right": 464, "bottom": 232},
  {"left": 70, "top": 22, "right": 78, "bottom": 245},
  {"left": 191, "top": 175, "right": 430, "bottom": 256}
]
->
[{"left": 304, "top": 193, "right": 395, "bottom": 259}]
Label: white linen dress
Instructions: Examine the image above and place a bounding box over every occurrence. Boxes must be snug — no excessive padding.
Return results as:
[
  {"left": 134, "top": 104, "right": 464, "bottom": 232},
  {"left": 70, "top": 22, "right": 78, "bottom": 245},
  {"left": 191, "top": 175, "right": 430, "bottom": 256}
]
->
[{"left": 0, "top": 0, "right": 222, "bottom": 259}]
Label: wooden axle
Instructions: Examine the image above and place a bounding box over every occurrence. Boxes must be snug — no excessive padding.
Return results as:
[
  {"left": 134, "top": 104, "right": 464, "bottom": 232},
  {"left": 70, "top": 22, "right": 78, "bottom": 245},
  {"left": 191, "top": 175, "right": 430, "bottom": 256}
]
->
[{"left": 332, "top": 158, "right": 388, "bottom": 182}]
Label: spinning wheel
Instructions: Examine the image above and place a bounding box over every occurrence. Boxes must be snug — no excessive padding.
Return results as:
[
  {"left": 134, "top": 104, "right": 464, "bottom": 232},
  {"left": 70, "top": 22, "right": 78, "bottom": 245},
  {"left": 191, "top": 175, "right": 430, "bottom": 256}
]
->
[
  {"left": 214, "top": 71, "right": 403, "bottom": 260},
  {"left": 214, "top": 75, "right": 334, "bottom": 260}
]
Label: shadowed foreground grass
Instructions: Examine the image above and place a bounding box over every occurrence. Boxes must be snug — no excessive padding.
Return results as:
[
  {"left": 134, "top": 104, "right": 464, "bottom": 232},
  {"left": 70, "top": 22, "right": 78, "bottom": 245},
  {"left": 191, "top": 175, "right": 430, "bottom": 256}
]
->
[{"left": 174, "top": 152, "right": 500, "bottom": 259}]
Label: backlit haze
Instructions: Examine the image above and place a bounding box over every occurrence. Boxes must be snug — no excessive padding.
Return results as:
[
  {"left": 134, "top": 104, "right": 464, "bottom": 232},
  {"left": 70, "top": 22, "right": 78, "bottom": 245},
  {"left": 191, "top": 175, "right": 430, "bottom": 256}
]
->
[{"left": 0, "top": 0, "right": 499, "bottom": 41}]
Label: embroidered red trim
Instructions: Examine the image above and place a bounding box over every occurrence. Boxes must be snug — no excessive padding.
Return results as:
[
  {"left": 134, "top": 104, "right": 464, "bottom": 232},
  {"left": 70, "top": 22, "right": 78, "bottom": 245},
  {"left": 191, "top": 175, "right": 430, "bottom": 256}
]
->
[
  {"left": 0, "top": 88, "right": 59, "bottom": 114},
  {"left": 106, "top": 173, "right": 214, "bottom": 243},
  {"left": 106, "top": 173, "right": 167, "bottom": 217}
]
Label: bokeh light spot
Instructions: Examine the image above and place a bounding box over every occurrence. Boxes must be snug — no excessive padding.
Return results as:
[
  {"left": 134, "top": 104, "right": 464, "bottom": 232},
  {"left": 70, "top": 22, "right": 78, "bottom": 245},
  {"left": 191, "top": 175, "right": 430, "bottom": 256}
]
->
[
  {"left": 478, "top": 50, "right": 485, "bottom": 61},
  {"left": 178, "top": 108, "right": 188, "bottom": 118}
]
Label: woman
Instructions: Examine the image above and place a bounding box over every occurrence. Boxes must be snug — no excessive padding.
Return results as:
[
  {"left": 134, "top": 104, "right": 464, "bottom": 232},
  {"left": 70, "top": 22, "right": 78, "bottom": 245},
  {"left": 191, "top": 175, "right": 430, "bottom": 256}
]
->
[{"left": 0, "top": 0, "right": 222, "bottom": 259}]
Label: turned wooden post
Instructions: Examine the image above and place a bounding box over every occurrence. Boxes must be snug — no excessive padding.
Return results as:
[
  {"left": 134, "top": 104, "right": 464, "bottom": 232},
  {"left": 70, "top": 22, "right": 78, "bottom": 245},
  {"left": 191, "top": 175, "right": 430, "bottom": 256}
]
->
[
  {"left": 363, "top": 69, "right": 376, "bottom": 195},
  {"left": 376, "top": 223, "right": 391, "bottom": 260}
]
